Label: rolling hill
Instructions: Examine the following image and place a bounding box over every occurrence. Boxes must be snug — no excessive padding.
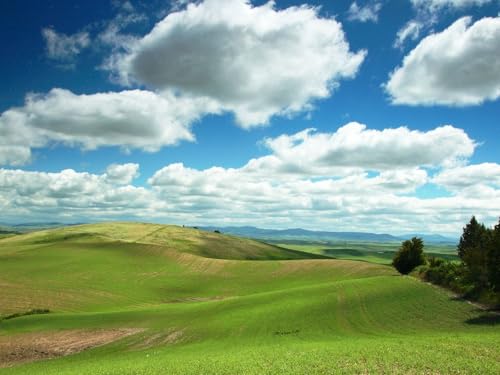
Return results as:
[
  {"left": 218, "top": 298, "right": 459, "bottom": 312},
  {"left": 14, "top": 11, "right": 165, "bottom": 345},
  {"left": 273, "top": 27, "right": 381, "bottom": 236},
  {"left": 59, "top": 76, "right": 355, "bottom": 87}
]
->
[{"left": 0, "top": 223, "right": 498, "bottom": 374}]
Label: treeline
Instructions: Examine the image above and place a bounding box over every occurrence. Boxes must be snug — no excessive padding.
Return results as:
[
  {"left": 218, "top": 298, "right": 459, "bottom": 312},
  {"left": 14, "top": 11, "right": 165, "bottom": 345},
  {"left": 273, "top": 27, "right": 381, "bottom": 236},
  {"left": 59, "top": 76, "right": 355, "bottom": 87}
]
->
[{"left": 392, "top": 216, "right": 500, "bottom": 306}]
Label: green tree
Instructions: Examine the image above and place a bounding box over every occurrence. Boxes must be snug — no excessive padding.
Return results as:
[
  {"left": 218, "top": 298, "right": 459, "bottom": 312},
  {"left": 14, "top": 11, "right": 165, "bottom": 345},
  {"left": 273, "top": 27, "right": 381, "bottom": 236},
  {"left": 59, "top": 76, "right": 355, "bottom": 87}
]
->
[
  {"left": 392, "top": 237, "right": 426, "bottom": 275},
  {"left": 487, "top": 218, "right": 500, "bottom": 292},
  {"left": 458, "top": 216, "right": 486, "bottom": 260},
  {"left": 458, "top": 216, "right": 489, "bottom": 288}
]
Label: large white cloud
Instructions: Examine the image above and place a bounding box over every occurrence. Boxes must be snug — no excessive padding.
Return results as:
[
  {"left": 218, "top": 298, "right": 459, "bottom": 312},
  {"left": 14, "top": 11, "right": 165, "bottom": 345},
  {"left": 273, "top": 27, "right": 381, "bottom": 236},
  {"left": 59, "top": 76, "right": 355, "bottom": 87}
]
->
[
  {"left": 255, "top": 123, "right": 475, "bottom": 174},
  {"left": 146, "top": 165, "right": 497, "bottom": 235},
  {"left": 108, "top": 0, "right": 365, "bottom": 127},
  {"left": 0, "top": 88, "right": 220, "bottom": 166},
  {"left": 386, "top": 16, "right": 500, "bottom": 105},
  {"left": 0, "top": 124, "right": 497, "bottom": 234},
  {"left": 144, "top": 123, "right": 493, "bottom": 233}
]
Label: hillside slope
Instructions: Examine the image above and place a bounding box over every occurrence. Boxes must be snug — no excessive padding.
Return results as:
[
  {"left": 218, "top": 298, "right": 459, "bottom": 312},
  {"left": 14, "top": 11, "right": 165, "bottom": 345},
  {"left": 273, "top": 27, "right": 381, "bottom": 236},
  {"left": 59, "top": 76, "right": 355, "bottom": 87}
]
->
[
  {"left": 0, "top": 222, "right": 327, "bottom": 260},
  {"left": 0, "top": 223, "right": 498, "bottom": 374}
]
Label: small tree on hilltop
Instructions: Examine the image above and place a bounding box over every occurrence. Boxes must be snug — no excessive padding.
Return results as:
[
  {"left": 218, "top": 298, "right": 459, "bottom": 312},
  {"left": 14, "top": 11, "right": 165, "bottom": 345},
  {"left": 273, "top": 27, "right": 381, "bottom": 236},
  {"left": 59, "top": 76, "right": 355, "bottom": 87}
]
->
[{"left": 392, "top": 237, "right": 426, "bottom": 275}]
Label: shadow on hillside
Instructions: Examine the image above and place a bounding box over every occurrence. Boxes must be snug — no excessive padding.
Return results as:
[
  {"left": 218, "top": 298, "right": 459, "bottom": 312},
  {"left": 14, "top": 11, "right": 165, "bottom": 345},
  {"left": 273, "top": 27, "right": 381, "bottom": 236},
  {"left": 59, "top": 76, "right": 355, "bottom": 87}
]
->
[{"left": 465, "top": 314, "right": 500, "bottom": 326}]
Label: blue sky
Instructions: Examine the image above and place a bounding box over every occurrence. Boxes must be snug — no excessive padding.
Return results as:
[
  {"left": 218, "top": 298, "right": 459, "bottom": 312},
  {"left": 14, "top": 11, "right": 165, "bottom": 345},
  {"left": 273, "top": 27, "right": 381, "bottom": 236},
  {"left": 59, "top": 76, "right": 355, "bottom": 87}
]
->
[{"left": 0, "top": 0, "right": 499, "bottom": 235}]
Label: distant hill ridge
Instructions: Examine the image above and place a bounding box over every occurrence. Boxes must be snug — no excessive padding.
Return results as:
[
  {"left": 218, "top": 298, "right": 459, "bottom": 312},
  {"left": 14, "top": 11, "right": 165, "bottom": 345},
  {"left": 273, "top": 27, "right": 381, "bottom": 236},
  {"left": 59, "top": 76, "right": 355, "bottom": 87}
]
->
[
  {"left": 0, "top": 222, "right": 457, "bottom": 243},
  {"left": 200, "top": 226, "right": 457, "bottom": 244}
]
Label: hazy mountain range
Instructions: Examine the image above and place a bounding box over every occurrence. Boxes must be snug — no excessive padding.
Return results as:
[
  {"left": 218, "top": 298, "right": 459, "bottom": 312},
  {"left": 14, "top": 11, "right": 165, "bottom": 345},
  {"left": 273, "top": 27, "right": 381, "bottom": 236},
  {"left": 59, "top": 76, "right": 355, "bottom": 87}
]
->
[
  {"left": 200, "top": 226, "right": 457, "bottom": 244},
  {"left": 0, "top": 222, "right": 457, "bottom": 244}
]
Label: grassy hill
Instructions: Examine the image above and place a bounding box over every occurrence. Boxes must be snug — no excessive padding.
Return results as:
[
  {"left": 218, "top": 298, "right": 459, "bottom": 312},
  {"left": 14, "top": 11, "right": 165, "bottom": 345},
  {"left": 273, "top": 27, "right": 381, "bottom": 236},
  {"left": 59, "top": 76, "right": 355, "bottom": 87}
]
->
[
  {"left": 0, "top": 223, "right": 498, "bottom": 374},
  {"left": 275, "top": 241, "right": 459, "bottom": 265}
]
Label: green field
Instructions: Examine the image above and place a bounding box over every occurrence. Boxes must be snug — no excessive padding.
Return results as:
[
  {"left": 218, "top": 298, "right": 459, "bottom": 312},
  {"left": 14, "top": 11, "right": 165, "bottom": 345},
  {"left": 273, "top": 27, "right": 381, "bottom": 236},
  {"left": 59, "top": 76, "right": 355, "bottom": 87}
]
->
[
  {"left": 0, "top": 223, "right": 498, "bottom": 374},
  {"left": 275, "top": 241, "right": 459, "bottom": 264}
]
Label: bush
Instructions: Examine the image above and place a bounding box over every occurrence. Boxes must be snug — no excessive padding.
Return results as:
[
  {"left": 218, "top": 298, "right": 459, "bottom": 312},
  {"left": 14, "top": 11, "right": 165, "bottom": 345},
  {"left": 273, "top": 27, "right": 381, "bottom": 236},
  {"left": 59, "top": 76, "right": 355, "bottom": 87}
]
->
[{"left": 392, "top": 237, "right": 426, "bottom": 275}]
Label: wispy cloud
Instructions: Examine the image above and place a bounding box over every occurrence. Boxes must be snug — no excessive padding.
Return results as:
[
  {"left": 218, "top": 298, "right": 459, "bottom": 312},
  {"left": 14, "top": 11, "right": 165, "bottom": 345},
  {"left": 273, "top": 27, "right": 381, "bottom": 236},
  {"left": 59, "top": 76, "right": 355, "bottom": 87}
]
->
[
  {"left": 41, "top": 27, "right": 90, "bottom": 68},
  {"left": 393, "top": 20, "right": 423, "bottom": 49},
  {"left": 347, "top": 1, "right": 382, "bottom": 23}
]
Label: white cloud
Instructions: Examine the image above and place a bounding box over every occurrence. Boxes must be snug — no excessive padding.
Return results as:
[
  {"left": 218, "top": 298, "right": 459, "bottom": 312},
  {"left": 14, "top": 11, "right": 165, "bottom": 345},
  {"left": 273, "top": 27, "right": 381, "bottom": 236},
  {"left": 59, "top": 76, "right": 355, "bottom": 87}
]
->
[
  {"left": 0, "top": 88, "right": 221, "bottom": 166},
  {"left": 0, "top": 166, "right": 155, "bottom": 222},
  {"left": 347, "top": 1, "right": 382, "bottom": 23},
  {"left": 394, "top": 20, "right": 423, "bottom": 48},
  {"left": 433, "top": 163, "right": 500, "bottom": 189},
  {"left": 0, "top": 146, "right": 32, "bottom": 167},
  {"left": 257, "top": 123, "right": 475, "bottom": 173},
  {"left": 146, "top": 162, "right": 498, "bottom": 235},
  {"left": 98, "top": 11, "right": 147, "bottom": 51},
  {"left": 386, "top": 16, "right": 500, "bottom": 106},
  {"left": 393, "top": 0, "right": 494, "bottom": 49},
  {"left": 0, "top": 124, "right": 497, "bottom": 234},
  {"left": 41, "top": 27, "right": 90, "bottom": 64},
  {"left": 107, "top": 0, "right": 365, "bottom": 127},
  {"left": 104, "top": 163, "right": 140, "bottom": 185},
  {"left": 411, "top": 0, "right": 493, "bottom": 11},
  {"left": 143, "top": 123, "right": 490, "bottom": 234}
]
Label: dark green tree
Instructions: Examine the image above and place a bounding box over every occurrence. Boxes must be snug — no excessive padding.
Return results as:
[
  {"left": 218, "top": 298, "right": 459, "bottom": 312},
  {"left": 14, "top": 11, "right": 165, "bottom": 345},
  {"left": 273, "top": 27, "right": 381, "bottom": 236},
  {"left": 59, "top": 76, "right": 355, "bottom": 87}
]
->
[
  {"left": 458, "top": 216, "right": 486, "bottom": 260},
  {"left": 457, "top": 216, "right": 489, "bottom": 287},
  {"left": 487, "top": 218, "right": 500, "bottom": 292},
  {"left": 392, "top": 237, "right": 426, "bottom": 275}
]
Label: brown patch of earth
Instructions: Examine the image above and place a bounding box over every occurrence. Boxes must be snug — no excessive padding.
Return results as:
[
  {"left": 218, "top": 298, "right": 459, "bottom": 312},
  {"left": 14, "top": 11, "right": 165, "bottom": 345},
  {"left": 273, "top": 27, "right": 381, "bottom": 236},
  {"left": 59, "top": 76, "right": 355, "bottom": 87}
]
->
[{"left": 0, "top": 328, "right": 143, "bottom": 368}]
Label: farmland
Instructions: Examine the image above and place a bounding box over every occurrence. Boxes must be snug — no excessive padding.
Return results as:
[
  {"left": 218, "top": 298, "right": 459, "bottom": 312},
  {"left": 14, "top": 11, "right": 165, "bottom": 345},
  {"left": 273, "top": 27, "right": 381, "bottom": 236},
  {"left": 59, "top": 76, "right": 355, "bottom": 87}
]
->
[{"left": 0, "top": 223, "right": 498, "bottom": 374}]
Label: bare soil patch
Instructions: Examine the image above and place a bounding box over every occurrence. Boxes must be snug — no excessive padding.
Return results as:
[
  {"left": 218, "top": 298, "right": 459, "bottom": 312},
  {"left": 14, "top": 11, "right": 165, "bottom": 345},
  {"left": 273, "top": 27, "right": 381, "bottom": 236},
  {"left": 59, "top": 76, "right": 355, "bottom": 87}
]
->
[{"left": 0, "top": 328, "right": 143, "bottom": 368}]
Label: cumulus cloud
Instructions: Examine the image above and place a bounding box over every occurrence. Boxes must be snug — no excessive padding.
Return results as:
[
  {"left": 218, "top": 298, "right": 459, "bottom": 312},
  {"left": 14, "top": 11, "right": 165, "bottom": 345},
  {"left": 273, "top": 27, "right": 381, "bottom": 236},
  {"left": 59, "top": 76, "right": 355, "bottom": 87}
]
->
[
  {"left": 347, "top": 1, "right": 382, "bottom": 23},
  {"left": 0, "top": 124, "right": 497, "bottom": 234},
  {"left": 104, "top": 163, "right": 140, "bottom": 185},
  {"left": 42, "top": 27, "right": 90, "bottom": 65},
  {"left": 386, "top": 16, "right": 500, "bottom": 106},
  {"left": 146, "top": 166, "right": 497, "bottom": 235},
  {"left": 257, "top": 123, "right": 475, "bottom": 174},
  {"left": 0, "top": 146, "right": 32, "bottom": 167},
  {"left": 433, "top": 163, "right": 500, "bottom": 189},
  {"left": 107, "top": 0, "right": 365, "bottom": 127},
  {"left": 0, "top": 88, "right": 221, "bottom": 166},
  {"left": 143, "top": 123, "right": 489, "bottom": 233},
  {"left": 0, "top": 166, "right": 154, "bottom": 222}
]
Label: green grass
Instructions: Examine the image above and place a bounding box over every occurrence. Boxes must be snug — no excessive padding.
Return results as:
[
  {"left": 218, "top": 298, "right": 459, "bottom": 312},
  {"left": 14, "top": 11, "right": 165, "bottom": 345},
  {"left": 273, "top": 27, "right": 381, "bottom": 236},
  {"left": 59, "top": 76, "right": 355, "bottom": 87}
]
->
[
  {"left": 0, "top": 223, "right": 498, "bottom": 374},
  {"left": 276, "top": 241, "right": 459, "bottom": 264}
]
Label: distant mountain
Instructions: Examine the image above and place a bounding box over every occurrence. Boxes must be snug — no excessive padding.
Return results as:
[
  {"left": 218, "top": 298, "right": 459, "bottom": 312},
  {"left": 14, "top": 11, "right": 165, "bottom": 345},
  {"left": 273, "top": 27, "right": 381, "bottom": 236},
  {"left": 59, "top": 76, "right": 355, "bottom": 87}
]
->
[{"left": 200, "top": 226, "right": 402, "bottom": 243}]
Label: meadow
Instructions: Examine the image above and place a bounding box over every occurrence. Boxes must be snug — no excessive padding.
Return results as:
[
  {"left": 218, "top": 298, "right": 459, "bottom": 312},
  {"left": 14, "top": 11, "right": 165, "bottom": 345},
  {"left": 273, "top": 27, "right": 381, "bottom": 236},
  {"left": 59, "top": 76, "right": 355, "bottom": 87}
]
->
[
  {"left": 275, "top": 241, "right": 459, "bottom": 264},
  {"left": 0, "top": 223, "right": 498, "bottom": 374}
]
